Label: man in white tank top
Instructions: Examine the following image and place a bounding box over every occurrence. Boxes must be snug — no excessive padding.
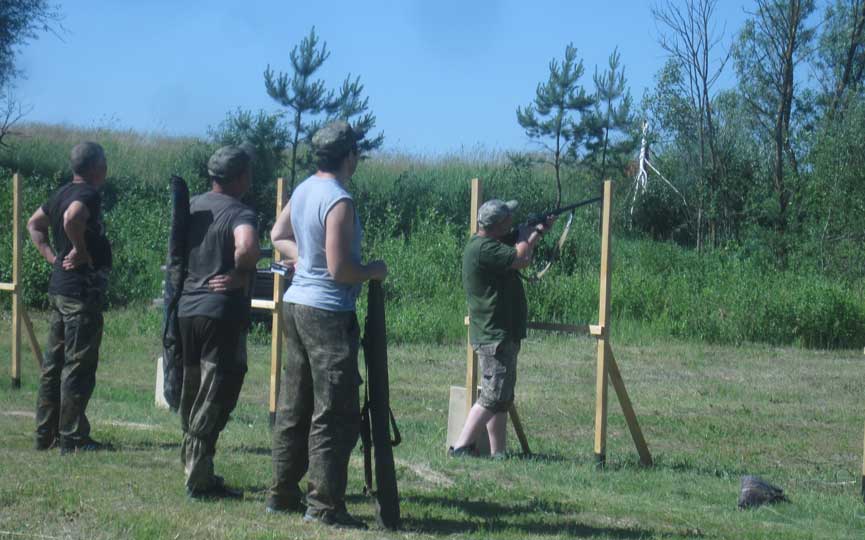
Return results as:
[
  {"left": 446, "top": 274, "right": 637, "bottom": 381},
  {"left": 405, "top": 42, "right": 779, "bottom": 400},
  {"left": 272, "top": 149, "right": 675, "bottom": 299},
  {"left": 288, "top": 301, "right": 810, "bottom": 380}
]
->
[{"left": 268, "top": 121, "right": 387, "bottom": 530}]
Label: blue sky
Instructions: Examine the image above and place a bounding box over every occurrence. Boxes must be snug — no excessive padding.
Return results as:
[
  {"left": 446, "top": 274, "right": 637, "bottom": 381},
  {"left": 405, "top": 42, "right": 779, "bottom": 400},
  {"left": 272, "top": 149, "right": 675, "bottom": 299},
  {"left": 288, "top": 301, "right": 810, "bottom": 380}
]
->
[{"left": 17, "top": 1, "right": 752, "bottom": 154}]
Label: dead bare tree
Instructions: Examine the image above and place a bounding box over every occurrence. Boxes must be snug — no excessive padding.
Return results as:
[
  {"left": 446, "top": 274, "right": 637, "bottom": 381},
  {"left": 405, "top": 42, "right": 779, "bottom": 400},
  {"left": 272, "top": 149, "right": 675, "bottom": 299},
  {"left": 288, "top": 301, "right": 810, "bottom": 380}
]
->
[
  {"left": 652, "top": 0, "right": 731, "bottom": 249},
  {"left": 0, "top": 92, "right": 30, "bottom": 149}
]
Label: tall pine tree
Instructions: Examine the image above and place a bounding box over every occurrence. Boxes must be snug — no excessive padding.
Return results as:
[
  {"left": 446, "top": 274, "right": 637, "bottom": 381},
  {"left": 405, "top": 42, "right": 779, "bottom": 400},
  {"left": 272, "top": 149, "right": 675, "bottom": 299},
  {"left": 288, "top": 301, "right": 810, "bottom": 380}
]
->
[
  {"left": 584, "top": 48, "right": 636, "bottom": 183},
  {"left": 517, "top": 43, "right": 594, "bottom": 205},
  {"left": 264, "top": 27, "right": 383, "bottom": 189}
]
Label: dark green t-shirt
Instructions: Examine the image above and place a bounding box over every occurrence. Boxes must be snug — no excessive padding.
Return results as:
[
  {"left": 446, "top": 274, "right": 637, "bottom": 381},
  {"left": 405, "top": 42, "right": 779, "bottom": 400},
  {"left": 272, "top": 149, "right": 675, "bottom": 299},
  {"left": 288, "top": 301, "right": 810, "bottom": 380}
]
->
[
  {"left": 178, "top": 192, "right": 258, "bottom": 321},
  {"left": 462, "top": 235, "right": 527, "bottom": 345}
]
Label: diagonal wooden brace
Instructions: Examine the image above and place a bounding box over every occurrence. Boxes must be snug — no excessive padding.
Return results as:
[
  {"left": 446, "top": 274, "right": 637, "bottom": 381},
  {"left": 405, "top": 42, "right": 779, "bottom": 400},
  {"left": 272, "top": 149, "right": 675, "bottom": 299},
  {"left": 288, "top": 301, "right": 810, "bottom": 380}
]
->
[{"left": 606, "top": 343, "right": 652, "bottom": 466}]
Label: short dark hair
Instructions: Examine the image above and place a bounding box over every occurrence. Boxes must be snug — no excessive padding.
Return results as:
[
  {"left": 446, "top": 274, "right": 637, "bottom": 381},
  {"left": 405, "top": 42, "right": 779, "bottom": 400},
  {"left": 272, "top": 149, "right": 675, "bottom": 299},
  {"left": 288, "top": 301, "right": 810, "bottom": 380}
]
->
[
  {"left": 70, "top": 142, "right": 105, "bottom": 176},
  {"left": 316, "top": 142, "right": 357, "bottom": 173}
]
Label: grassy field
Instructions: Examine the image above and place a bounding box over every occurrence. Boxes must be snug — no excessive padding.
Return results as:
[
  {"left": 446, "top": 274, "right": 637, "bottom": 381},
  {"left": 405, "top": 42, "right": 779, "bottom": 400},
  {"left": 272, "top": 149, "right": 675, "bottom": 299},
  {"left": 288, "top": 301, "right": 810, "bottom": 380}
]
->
[{"left": 0, "top": 307, "right": 864, "bottom": 539}]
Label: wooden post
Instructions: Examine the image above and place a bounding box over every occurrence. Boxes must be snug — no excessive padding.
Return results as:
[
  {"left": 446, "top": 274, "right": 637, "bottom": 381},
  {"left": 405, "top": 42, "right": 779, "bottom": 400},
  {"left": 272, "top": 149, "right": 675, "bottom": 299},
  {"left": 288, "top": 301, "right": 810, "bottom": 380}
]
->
[
  {"left": 11, "top": 173, "right": 22, "bottom": 388},
  {"left": 593, "top": 180, "right": 613, "bottom": 465},
  {"left": 269, "top": 178, "right": 285, "bottom": 427},
  {"left": 21, "top": 309, "right": 43, "bottom": 368},
  {"left": 507, "top": 403, "right": 531, "bottom": 455},
  {"left": 606, "top": 345, "right": 652, "bottom": 466},
  {"left": 465, "top": 178, "right": 482, "bottom": 414}
]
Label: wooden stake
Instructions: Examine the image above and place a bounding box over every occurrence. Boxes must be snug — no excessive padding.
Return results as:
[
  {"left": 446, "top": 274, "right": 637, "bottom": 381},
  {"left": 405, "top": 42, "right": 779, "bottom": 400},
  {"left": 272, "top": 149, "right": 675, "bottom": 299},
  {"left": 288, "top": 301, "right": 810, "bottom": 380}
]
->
[
  {"left": 465, "top": 178, "right": 482, "bottom": 414},
  {"left": 269, "top": 178, "right": 285, "bottom": 427},
  {"left": 593, "top": 180, "right": 614, "bottom": 465},
  {"left": 861, "top": 417, "right": 865, "bottom": 502},
  {"left": 11, "top": 173, "right": 22, "bottom": 388},
  {"left": 606, "top": 344, "right": 652, "bottom": 466},
  {"left": 21, "top": 308, "right": 43, "bottom": 368},
  {"left": 508, "top": 403, "right": 531, "bottom": 455}
]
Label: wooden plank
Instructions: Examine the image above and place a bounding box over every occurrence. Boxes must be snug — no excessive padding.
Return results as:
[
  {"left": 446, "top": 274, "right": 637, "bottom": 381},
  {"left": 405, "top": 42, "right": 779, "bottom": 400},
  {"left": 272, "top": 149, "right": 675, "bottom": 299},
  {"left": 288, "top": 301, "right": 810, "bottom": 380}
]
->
[
  {"left": 251, "top": 299, "right": 276, "bottom": 311},
  {"left": 606, "top": 344, "right": 652, "bottom": 466},
  {"left": 11, "top": 173, "right": 22, "bottom": 387},
  {"left": 269, "top": 178, "right": 285, "bottom": 426},
  {"left": 0, "top": 283, "right": 15, "bottom": 291},
  {"left": 527, "top": 322, "right": 591, "bottom": 335},
  {"left": 465, "top": 333, "right": 478, "bottom": 414},
  {"left": 593, "top": 337, "right": 609, "bottom": 464},
  {"left": 508, "top": 403, "right": 531, "bottom": 455},
  {"left": 598, "top": 181, "right": 613, "bottom": 328},
  {"left": 469, "top": 177, "right": 482, "bottom": 238},
  {"left": 465, "top": 178, "right": 482, "bottom": 413},
  {"left": 589, "top": 325, "right": 605, "bottom": 337},
  {"left": 20, "top": 308, "right": 43, "bottom": 368},
  {"left": 593, "top": 180, "right": 614, "bottom": 465}
]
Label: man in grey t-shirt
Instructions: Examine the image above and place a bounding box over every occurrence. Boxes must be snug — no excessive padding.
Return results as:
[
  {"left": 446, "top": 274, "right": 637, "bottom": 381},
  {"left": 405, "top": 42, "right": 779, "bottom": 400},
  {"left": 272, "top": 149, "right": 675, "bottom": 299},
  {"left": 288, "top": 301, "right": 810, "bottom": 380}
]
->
[{"left": 177, "top": 145, "right": 260, "bottom": 499}]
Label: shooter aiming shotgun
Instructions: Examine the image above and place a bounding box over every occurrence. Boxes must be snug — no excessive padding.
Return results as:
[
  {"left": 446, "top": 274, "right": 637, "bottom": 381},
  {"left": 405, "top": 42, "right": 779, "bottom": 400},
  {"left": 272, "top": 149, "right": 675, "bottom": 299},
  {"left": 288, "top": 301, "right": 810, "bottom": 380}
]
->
[{"left": 512, "top": 195, "right": 603, "bottom": 280}]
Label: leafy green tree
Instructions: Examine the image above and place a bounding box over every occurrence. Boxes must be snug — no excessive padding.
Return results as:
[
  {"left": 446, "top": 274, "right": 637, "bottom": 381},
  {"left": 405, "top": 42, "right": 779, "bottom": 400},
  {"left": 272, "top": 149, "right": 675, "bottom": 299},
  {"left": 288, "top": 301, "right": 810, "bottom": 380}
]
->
[
  {"left": 0, "top": 0, "right": 61, "bottom": 147},
  {"left": 734, "top": 0, "right": 816, "bottom": 236},
  {"left": 209, "top": 108, "right": 290, "bottom": 230},
  {"left": 264, "top": 27, "right": 383, "bottom": 189},
  {"left": 0, "top": 0, "right": 60, "bottom": 89},
  {"left": 584, "top": 48, "right": 636, "bottom": 183},
  {"left": 814, "top": 0, "right": 865, "bottom": 119},
  {"left": 517, "top": 43, "right": 594, "bottom": 205}
]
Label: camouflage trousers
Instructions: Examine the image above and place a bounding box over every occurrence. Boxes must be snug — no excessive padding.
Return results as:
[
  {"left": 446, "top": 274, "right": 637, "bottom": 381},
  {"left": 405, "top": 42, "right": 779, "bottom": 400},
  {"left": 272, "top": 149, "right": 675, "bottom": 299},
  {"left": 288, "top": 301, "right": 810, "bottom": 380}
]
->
[
  {"left": 178, "top": 316, "right": 247, "bottom": 491},
  {"left": 35, "top": 292, "right": 105, "bottom": 449},
  {"left": 269, "top": 303, "right": 362, "bottom": 514}
]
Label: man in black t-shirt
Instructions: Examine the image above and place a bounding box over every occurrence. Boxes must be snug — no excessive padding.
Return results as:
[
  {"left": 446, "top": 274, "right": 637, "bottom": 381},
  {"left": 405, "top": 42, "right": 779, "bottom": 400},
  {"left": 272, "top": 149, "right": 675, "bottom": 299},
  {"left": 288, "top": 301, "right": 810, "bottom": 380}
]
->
[
  {"left": 26, "top": 141, "right": 113, "bottom": 454},
  {"left": 177, "top": 145, "right": 259, "bottom": 500}
]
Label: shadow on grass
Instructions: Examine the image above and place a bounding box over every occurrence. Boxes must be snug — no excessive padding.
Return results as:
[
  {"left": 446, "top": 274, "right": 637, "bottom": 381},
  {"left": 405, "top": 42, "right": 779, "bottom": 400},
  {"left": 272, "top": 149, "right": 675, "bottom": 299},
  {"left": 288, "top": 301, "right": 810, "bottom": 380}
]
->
[
  {"left": 393, "top": 494, "right": 667, "bottom": 538},
  {"left": 601, "top": 454, "right": 749, "bottom": 480}
]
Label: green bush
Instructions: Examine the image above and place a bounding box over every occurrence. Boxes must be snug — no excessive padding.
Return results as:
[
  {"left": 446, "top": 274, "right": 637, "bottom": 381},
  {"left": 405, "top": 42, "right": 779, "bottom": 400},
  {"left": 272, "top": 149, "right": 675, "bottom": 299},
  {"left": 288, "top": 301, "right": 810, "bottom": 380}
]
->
[{"left": 1, "top": 124, "right": 863, "bottom": 348}]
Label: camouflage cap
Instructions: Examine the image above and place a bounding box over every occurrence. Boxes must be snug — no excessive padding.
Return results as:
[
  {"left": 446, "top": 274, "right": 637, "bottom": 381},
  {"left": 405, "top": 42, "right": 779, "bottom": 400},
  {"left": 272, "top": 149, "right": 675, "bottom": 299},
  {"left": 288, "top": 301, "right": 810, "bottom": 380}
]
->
[
  {"left": 477, "top": 199, "right": 518, "bottom": 228},
  {"left": 312, "top": 120, "right": 359, "bottom": 159},
  {"left": 207, "top": 145, "right": 253, "bottom": 180}
]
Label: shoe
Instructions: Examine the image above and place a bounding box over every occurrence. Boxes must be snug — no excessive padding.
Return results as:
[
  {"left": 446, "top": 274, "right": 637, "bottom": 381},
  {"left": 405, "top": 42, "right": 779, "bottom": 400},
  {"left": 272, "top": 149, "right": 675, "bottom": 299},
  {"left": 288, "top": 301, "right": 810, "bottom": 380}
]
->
[
  {"left": 187, "top": 477, "right": 244, "bottom": 501},
  {"left": 490, "top": 451, "right": 508, "bottom": 461},
  {"left": 303, "top": 509, "right": 368, "bottom": 530},
  {"left": 266, "top": 498, "right": 305, "bottom": 514},
  {"left": 59, "top": 436, "right": 115, "bottom": 455},
  {"left": 447, "top": 443, "right": 477, "bottom": 458}
]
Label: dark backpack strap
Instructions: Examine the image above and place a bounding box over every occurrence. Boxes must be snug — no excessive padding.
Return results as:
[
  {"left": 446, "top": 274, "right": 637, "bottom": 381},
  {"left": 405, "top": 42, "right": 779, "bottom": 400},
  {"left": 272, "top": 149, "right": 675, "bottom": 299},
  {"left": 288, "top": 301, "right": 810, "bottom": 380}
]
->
[
  {"left": 388, "top": 408, "right": 401, "bottom": 447},
  {"left": 360, "top": 396, "right": 374, "bottom": 495}
]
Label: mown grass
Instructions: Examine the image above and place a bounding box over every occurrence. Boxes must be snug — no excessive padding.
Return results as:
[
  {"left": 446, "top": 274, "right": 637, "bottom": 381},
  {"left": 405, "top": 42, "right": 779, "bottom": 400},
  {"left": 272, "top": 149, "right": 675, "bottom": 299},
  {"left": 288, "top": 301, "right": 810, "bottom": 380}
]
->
[{"left": 0, "top": 307, "right": 863, "bottom": 539}]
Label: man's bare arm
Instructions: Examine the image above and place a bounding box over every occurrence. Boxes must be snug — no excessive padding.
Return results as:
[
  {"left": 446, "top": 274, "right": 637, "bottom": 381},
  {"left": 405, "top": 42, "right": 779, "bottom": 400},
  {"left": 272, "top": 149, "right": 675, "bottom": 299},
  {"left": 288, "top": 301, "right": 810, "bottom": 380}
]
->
[
  {"left": 270, "top": 202, "right": 298, "bottom": 265},
  {"left": 27, "top": 207, "right": 56, "bottom": 265},
  {"left": 511, "top": 228, "right": 542, "bottom": 270},
  {"left": 511, "top": 217, "right": 555, "bottom": 270},
  {"left": 208, "top": 224, "right": 260, "bottom": 293},
  {"left": 325, "top": 200, "right": 387, "bottom": 284},
  {"left": 62, "top": 201, "right": 92, "bottom": 269}
]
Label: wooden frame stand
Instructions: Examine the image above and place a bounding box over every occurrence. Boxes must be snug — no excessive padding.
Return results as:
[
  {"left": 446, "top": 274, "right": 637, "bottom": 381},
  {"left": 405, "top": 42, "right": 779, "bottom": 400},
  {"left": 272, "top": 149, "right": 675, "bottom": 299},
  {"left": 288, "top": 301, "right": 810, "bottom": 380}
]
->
[
  {"left": 249, "top": 178, "right": 287, "bottom": 426},
  {"left": 462, "top": 178, "right": 652, "bottom": 466},
  {"left": 2, "top": 173, "right": 44, "bottom": 388}
]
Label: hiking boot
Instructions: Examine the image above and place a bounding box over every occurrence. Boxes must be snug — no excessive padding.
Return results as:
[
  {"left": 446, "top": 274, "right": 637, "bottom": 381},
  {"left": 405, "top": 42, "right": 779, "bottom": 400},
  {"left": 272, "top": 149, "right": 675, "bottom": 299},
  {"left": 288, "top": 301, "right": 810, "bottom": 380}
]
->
[
  {"left": 187, "top": 476, "right": 244, "bottom": 501},
  {"left": 34, "top": 437, "right": 57, "bottom": 451},
  {"left": 265, "top": 497, "right": 306, "bottom": 514},
  {"left": 447, "top": 443, "right": 477, "bottom": 458},
  {"left": 59, "top": 436, "right": 115, "bottom": 455},
  {"left": 303, "top": 509, "right": 367, "bottom": 530}
]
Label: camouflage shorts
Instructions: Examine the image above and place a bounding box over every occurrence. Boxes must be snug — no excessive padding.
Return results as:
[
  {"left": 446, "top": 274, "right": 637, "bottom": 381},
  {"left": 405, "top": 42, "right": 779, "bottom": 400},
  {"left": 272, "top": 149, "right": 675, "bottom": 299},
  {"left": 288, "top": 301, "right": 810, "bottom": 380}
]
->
[{"left": 475, "top": 339, "right": 521, "bottom": 413}]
